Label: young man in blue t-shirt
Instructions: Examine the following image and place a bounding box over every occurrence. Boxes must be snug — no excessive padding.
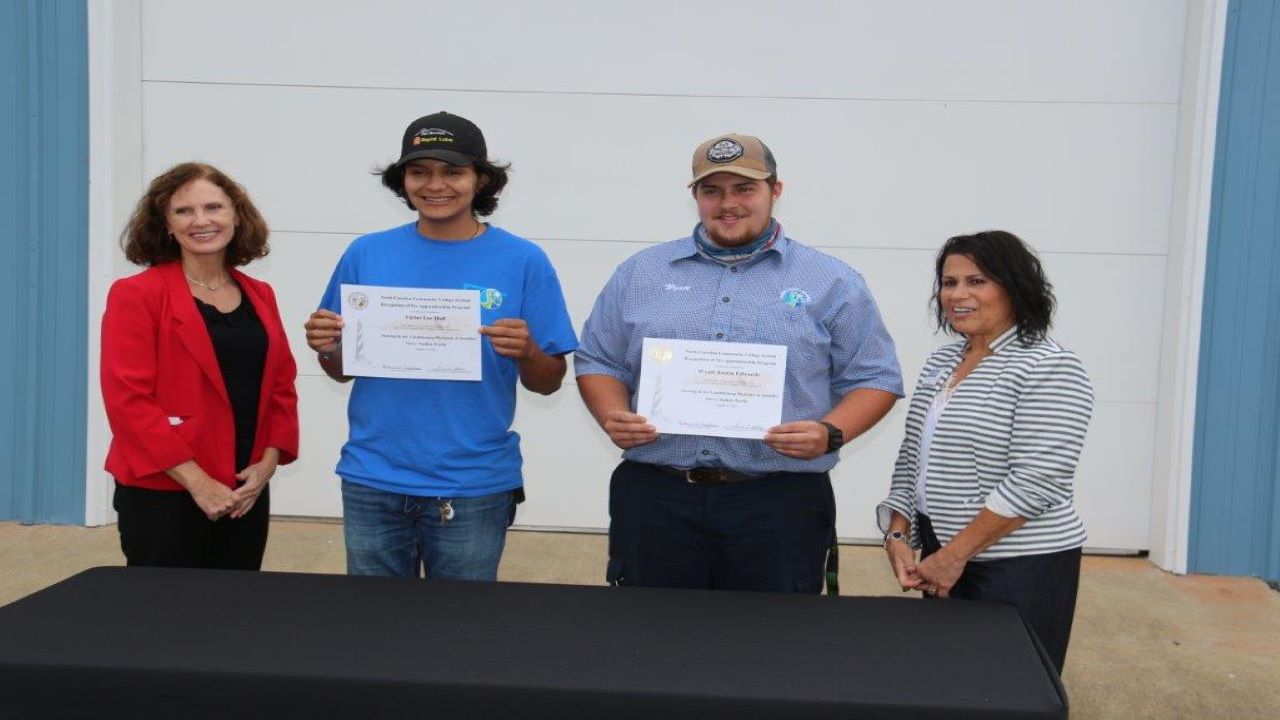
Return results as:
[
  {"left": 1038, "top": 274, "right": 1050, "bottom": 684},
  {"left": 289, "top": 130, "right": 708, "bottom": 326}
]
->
[{"left": 304, "top": 112, "right": 578, "bottom": 580}]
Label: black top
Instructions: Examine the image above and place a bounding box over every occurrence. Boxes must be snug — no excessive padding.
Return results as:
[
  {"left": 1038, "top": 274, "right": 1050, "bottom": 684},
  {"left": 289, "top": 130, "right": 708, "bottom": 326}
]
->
[{"left": 195, "top": 289, "right": 267, "bottom": 472}]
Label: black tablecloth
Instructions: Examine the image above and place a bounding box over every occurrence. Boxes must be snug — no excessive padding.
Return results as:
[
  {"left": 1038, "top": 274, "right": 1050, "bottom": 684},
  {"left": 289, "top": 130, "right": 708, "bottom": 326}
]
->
[{"left": 0, "top": 567, "right": 1066, "bottom": 719}]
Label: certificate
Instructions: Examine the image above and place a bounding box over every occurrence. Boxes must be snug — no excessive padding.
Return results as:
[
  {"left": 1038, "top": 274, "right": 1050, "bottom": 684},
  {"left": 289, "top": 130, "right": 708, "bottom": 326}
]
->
[
  {"left": 340, "top": 284, "right": 481, "bottom": 381},
  {"left": 635, "top": 338, "right": 787, "bottom": 439}
]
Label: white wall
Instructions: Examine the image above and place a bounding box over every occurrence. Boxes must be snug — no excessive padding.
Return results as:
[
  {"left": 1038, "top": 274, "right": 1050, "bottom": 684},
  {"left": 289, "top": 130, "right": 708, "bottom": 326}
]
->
[{"left": 89, "top": 0, "right": 1193, "bottom": 549}]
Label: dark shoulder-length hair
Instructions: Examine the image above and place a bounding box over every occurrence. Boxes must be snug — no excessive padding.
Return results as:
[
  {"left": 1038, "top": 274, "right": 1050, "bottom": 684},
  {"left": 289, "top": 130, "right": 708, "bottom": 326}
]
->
[
  {"left": 120, "top": 162, "right": 270, "bottom": 267},
  {"left": 932, "top": 230, "right": 1055, "bottom": 345},
  {"left": 376, "top": 158, "right": 510, "bottom": 217}
]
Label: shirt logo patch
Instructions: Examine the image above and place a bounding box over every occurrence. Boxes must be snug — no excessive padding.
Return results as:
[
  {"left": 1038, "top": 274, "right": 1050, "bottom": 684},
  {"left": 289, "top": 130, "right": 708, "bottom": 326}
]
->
[
  {"left": 664, "top": 283, "right": 692, "bottom": 292},
  {"left": 780, "top": 288, "right": 810, "bottom": 308},
  {"left": 464, "top": 283, "right": 505, "bottom": 309}
]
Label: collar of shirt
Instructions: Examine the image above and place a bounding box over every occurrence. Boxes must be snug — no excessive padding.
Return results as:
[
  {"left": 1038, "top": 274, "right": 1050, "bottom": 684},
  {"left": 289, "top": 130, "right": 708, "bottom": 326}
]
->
[{"left": 988, "top": 325, "right": 1022, "bottom": 354}]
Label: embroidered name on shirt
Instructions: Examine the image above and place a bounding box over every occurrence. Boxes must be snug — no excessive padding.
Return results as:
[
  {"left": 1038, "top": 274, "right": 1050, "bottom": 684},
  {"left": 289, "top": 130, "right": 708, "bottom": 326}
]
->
[{"left": 664, "top": 284, "right": 692, "bottom": 291}]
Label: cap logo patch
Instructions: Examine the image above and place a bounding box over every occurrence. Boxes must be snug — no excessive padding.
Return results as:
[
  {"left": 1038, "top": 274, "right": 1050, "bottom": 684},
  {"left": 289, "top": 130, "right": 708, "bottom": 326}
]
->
[
  {"left": 413, "top": 128, "right": 456, "bottom": 146},
  {"left": 707, "top": 139, "right": 744, "bottom": 164}
]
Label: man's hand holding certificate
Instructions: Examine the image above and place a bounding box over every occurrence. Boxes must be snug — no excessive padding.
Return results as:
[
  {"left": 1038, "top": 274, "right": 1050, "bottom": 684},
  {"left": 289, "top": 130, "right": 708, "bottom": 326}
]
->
[
  {"left": 635, "top": 338, "right": 787, "bottom": 439},
  {"left": 341, "top": 284, "right": 482, "bottom": 381}
]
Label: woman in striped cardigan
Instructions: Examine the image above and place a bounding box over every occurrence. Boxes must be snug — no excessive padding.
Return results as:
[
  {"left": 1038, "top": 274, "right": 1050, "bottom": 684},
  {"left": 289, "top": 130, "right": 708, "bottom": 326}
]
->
[{"left": 877, "top": 230, "right": 1093, "bottom": 673}]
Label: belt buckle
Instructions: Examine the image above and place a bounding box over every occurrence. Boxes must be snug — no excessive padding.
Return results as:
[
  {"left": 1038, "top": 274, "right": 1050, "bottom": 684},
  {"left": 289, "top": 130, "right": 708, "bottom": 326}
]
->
[{"left": 685, "top": 468, "right": 723, "bottom": 485}]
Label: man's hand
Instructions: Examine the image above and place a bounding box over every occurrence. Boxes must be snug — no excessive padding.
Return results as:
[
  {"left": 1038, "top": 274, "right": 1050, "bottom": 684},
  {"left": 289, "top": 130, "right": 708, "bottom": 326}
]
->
[
  {"left": 304, "top": 310, "right": 343, "bottom": 353},
  {"left": 479, "top": 318, "right": 536, "bottom": 360},
  {"left": 763, "top": 420, "right": 828, "bottom": 459},
  {"left": 602, "top": 410, "right": 659, "bottom": 449}
]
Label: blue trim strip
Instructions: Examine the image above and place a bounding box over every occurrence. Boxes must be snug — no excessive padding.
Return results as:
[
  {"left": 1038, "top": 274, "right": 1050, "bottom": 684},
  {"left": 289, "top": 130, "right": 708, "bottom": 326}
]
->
[
  {"left": 1191, "top": 0, "right": 1280, "bottom": 581},
  {"left": 0, "top": 0, "right": 88, "bottom": 523}
]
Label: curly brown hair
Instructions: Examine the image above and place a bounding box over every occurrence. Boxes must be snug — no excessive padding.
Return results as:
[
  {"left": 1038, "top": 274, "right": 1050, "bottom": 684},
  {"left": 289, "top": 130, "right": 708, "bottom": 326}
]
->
[{"left": 121, "top": 163, "right": 270, "bottom": 267}]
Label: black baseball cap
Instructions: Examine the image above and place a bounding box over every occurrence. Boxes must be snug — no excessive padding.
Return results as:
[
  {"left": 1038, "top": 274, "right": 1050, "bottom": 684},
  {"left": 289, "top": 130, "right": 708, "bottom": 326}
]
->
[{"left": 395, "top": 111, "right": 487, "bottom": 167}]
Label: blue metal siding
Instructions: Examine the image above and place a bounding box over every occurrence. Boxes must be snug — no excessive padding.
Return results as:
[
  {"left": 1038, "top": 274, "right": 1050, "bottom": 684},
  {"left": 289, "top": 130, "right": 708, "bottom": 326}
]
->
[
  {"left": 0, "top": 0, "right": 88, "bottom": 523},
  {"left": 1191, "top": 0, "right": 1280, "bottom": 580}
]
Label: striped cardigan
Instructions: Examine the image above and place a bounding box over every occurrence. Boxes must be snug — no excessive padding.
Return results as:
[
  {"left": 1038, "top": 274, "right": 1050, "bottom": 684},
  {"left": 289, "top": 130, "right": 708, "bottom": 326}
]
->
[{"left": 876, "top": 326, "right": 1093, "bottom": 560}]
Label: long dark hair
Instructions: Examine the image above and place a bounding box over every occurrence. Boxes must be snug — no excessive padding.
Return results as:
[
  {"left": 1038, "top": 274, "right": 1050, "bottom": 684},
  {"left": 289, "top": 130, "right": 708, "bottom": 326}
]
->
[{"left": 376, "top": 158, "right": 510, "bottom": 217}]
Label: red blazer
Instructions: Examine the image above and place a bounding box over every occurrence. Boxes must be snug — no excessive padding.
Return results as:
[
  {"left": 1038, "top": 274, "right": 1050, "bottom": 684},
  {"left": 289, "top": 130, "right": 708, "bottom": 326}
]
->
[{"left": 101, "top": 262, "right": 299, "bottom": 491}]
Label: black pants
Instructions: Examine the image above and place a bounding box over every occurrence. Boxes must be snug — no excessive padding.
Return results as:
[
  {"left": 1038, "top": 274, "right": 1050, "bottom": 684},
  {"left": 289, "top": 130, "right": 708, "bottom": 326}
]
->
[
  {"left": 918, "top": 513, "right": 1080, "bottom": 673},
  {"left": 607, "top": 461, "right": 834, "bottom": 592},
  {"left": 113, "top": 483, "right": 270, "bottom": 570}
]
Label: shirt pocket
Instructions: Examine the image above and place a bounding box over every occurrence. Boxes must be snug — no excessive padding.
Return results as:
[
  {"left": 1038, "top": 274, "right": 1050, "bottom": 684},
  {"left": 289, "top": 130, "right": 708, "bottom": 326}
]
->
[{"left": 752, "top": 303, "right": 824, "bottom": 351}]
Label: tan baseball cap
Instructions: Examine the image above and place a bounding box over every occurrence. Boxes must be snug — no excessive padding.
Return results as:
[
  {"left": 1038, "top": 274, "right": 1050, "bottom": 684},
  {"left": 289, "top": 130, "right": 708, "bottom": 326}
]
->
[{"left": 688, "top": 133, "right": 777, "bottom": 187}]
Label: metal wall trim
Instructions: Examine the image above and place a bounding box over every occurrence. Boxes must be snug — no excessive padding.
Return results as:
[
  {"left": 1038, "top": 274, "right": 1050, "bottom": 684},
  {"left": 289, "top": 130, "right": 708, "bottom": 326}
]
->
[
  {"left": 1191, "top": 0, "right": 1280, "bottom": 581},
  {"left": 0, "top": 0, "right": 89, "bottom": 523}
]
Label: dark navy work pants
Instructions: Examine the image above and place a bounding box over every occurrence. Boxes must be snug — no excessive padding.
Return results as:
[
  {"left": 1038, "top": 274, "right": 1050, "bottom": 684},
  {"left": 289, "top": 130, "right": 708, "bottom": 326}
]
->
[
  {"left": 607, "top": 460, "right": 835, "bottom": 593},
  {"left": 918, "top": 512, "right": 1082, "bottom": 673}
]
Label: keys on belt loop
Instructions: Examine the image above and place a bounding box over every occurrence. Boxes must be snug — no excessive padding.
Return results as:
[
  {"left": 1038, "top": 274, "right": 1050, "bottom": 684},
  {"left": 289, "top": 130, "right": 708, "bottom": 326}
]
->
[{"left": 438, "top": 500, "right": 454, "bottom": 525}]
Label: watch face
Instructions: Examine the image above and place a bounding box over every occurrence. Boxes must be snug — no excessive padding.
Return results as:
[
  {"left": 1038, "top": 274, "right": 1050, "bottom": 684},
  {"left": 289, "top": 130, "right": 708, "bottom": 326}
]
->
[{"left": 821, "top": 422, "right": 843, "bottom": 452}]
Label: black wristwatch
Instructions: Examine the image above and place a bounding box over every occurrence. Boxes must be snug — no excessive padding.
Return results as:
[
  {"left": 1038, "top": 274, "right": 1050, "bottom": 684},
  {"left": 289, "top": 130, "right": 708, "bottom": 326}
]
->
[{"left": 818, "top": 421, "right": 844, "bottom": 454}]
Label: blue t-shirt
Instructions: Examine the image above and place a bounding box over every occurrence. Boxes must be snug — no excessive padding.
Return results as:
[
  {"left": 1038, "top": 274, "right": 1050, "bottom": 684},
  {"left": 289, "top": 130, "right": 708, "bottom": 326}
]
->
[{"left": 319, "top": 222, "right": 578, "bottom": 497}]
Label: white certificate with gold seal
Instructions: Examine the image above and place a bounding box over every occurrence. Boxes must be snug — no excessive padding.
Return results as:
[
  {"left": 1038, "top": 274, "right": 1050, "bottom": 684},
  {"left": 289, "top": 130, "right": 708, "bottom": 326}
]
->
[
  {"left": 635, "top": 337, "right": 787, "bottom": 439},
  {"left": 340, "top": 284, "right": 481, "bottom": 381}
]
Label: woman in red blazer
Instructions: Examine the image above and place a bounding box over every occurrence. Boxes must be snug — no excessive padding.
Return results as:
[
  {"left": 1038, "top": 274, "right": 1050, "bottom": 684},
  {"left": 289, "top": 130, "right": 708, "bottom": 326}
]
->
[{"left": 102, "top": 163, "right": 299, "bottom": 569}]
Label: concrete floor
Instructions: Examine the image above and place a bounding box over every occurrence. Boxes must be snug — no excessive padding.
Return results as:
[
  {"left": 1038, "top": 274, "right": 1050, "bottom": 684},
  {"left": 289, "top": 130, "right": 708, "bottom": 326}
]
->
[{"left": 2, "top": 519, "right": 1277, "bottom": 718}]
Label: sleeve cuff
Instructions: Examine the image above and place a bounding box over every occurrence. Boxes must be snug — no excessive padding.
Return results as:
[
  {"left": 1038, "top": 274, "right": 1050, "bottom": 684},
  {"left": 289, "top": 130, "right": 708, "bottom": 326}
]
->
[{"left": 983, "top": 492, "right": 1022, "bottom": 519}]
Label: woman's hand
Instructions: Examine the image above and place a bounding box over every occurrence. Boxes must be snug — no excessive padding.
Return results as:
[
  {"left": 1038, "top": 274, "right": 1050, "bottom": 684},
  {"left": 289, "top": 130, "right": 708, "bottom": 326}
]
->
[
  {"left": 885, "top": 539, "right": 921, "bottom": 592},
  {"left": 230, "top": 450, "right": 279, "bottom": 519},
  {"left": 304, "top": 310, "right": 343, "bottom": 353},
  {"left": 913, "top": 548, "right": 968, "bottom": 598},
  {"left": 914, "top": 509, "right": 1027, "bottom": 597},
  {"left": 166, "top": 461, "right": 236, "bottom": 521},
  {"left": 190, "top": 478, "right": 238, "bottom": 521}
]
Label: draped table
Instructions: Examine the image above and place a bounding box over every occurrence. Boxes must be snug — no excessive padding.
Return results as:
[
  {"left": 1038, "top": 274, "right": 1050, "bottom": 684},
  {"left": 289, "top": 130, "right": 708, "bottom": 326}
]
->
[{"left": 0, "top": 567, "right": 1066, "bottom": 719}]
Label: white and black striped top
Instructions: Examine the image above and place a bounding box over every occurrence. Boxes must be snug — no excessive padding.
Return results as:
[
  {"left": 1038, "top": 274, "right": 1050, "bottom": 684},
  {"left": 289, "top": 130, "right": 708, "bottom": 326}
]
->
[{"left": 876, "top": 326, "right": 1093, "bottom": 560}]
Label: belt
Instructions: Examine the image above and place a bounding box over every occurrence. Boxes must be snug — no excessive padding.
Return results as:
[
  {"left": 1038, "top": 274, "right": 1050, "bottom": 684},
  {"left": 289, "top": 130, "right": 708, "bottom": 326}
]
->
[{"left": 655, "top": 465, "right": 761, "bottom": 485}]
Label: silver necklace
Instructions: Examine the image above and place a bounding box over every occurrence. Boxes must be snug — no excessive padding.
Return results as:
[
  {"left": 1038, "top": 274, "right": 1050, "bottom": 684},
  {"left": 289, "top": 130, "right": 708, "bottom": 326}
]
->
[{"left": 184, "top": 272, "right": 229, "bottom": 291}]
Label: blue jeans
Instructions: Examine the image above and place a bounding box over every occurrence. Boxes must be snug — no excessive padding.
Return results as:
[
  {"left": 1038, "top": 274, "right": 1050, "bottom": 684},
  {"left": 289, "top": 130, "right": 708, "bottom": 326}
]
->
[{"left": 341, "top": 479, "right": 516, "bottom": 580}]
